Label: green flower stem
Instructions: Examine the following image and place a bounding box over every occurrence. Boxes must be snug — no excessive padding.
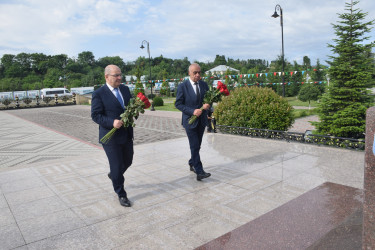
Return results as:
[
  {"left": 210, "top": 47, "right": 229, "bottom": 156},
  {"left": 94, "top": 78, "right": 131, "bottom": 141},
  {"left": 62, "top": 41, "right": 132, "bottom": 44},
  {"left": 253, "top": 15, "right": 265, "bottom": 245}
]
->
[
  {"left": 100, "top": 127, "right": 117, "bottom": 144},
  {"left": 188, "top": 107, "right": 204, "bottom": 124},
  {"left": 100, "top": 97, "right": 147, "bottom": 144}
]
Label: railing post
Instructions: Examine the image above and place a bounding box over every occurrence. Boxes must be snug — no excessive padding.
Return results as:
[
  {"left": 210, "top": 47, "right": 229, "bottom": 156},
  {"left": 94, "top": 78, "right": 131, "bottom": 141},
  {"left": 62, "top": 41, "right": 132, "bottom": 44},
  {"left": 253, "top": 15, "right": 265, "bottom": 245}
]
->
[{"left": 15, "top": 96, "right": 19, "bottom": 108}]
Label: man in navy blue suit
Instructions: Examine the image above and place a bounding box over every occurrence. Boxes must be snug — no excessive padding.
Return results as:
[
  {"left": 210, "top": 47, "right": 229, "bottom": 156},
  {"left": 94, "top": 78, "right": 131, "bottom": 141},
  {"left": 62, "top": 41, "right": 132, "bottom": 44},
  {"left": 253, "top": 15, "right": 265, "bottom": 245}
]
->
[
  {"left": 175, "top": 63, "right": 211, "bottom": 181},
  {"left": 91, "top": 64, "right": 133, "bottom": 207}
]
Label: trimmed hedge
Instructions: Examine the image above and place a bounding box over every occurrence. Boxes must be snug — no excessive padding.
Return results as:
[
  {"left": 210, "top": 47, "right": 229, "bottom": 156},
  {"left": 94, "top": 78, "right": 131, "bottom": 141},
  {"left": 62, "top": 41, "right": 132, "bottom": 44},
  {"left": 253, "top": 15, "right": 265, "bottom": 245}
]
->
[
  {"left": 152, "top": 96, "right": 164, "bottom": 106},
  {"left": 214, "top": 86, "right": 294, "bottom": 131}
]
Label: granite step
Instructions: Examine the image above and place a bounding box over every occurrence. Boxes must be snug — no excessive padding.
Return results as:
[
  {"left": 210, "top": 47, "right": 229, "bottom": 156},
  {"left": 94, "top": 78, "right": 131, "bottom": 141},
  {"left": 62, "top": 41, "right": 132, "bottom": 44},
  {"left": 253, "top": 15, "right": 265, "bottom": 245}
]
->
[{"left": 196, "top": 182, "right": 363, "bottom": 250}]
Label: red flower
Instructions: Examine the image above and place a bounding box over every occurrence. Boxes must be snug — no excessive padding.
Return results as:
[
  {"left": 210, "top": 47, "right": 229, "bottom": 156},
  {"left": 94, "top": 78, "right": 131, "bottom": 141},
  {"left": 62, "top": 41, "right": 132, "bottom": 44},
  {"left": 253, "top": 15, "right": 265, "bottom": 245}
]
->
[
  {"left": 137, "top": 92, "right": 151, "bottom": 109},
  {"left": 101, "top": 93, "right": 150, "bottom": 144},
  {"left": 188, "top": 81, "right": 229, "bottom": 124},
  {"left": 217, "top": 81, "right": 230, "bottom": 96}
]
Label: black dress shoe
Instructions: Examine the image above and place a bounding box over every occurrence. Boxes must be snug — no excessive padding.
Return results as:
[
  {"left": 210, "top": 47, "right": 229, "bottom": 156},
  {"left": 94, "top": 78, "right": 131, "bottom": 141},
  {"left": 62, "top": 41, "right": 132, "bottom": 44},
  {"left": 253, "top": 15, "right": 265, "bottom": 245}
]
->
[
  {"left": 107, "top": 172, "right": 111, "bottom": 180},
  {"left": 119, "top": 196, "right": 131, "bottom": 207},
  {"left": 197, "top": 171, "right": 211, "bottom": 181},
  {"left": 189, "top": 164, "right": 196, "bottom": 173}
]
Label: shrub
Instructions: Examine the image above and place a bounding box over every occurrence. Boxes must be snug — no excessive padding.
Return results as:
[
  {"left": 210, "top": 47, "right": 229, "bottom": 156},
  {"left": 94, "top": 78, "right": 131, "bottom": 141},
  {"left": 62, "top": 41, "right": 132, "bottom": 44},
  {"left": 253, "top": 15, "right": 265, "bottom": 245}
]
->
[
  {"left": 61, "top": 95, "right": 69, "bottom": 103},
  {"left": 152, "top": 96, "right": 164, "bottom": 107},
  {"left": 23, "top": 97, "right": 32, "bottom": 105},
  {"left": 43, "top": 97, "right": 53, "bottom": 104},
  {"left": 147, "top": 93, "right": 156, "bottom": 99},
  {"left": 214, "top": 86, "right": 294, "bottom": 131},
  {"left": 1, "top": 98, "right": 12, "bottom": 107}
]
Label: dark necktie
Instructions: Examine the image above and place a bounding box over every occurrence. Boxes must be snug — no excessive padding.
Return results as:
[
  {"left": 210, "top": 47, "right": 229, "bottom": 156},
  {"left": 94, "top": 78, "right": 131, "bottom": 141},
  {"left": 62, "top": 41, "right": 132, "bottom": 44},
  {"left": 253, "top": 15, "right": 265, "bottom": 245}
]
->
[
  {"left": 194, "top": 82, "right": 200, "bottom": 103},
  {"left": 114, "top": 88, "right": 124, "bottom": 109}
]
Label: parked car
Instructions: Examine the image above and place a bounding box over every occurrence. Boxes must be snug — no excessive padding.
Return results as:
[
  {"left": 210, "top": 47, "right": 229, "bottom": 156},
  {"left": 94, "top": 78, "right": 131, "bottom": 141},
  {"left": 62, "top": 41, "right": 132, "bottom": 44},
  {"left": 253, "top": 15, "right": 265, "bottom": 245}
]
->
[{"left": 40, "top": 88, "right": 72, "bottom": 99}]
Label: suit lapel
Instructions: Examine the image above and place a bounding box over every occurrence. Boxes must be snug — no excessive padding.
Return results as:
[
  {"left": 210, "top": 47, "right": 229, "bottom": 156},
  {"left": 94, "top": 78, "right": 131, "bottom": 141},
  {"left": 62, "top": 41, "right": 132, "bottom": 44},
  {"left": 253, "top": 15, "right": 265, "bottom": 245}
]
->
[
  {"left": 119, "top": 85, "right": 130, "bottom": 106},
  {"left": 197, "top": 81, "right": 203, "bottom": 101},
  {"left": 186, "top": 80, "right": 198, "bottom": 102},
  {"left": 104, "top": 84, "right": 123, "bottom": 108}
]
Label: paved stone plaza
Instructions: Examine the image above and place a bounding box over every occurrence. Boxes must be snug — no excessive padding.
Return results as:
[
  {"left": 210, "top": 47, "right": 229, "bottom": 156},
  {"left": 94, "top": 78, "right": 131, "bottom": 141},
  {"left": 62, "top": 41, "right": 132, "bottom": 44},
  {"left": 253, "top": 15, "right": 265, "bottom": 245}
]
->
[{"left": 0, "top": 106, "right": 364, "bottom": 249}]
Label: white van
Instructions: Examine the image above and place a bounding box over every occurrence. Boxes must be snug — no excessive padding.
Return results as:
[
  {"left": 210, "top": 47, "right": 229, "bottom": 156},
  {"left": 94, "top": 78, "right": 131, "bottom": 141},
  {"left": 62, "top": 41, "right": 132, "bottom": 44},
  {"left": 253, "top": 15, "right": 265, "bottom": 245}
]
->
[{"left": 40, "top": 88, "right": 72, "bottom": 99}]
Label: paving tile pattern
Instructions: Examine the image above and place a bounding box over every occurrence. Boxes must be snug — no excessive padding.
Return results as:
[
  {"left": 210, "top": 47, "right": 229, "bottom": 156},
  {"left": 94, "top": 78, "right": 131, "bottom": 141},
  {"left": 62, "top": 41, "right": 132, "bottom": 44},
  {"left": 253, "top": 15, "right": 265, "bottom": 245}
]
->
[
  {"left": 4, "top": 106, "right": 186, "bottom": 147},
  {"left": 0, "top": 106, "right": 365, "bottom": 249}
]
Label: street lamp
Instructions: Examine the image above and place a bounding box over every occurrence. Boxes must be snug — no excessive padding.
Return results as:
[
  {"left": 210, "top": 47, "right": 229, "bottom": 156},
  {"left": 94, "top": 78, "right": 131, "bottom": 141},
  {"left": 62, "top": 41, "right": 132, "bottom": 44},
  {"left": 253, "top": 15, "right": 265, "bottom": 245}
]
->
[
  {"left": 272, "top": 4, "right": 285, "bottom": 97},
  {"left": 140, "top": 40, "right": 155, "bottom": 111}
]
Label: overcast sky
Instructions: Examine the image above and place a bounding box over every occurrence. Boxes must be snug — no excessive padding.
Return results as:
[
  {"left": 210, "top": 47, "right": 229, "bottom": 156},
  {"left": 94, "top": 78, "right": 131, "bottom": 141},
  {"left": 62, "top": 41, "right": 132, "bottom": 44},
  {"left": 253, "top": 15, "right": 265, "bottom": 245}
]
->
[{"left": 0, "top": 0, "right": 374, "bottom": 66}]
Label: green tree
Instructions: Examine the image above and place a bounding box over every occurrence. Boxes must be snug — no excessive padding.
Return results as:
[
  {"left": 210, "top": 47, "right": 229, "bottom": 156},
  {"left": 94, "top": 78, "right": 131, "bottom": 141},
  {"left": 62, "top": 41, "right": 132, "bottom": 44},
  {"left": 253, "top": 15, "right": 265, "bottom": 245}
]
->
[
  {"left": 30, "top": 53, "right": 49, "bottom": 75},
  {"left": 97, "top": 56, "right": 126, "bottom": 71},
  {"left": 298, "top": 84, "right": 321, "bottom": 109},
  {"left": 160, "top": 79, "right": 170, "bottom": 96},
  {"left": 49, "top": 54, "right": 68, "bottom": 69},
  {"left": 313, "top": 0, "right": 374, "bottom": 138},
  {"left": 303, "top": 56, "right": 311, "bottom": 70},
  {"left": 311, "top": 59, "right": 327, "bottom": 94},
  {"left": 77, "top": 51, "right": 95, "bottom": 66},
  {"left": 213, "top": 55, "right": 227, "bottom": 66},
  {"left": 133, "top": 65, "right": 145, "bottom": 96}
]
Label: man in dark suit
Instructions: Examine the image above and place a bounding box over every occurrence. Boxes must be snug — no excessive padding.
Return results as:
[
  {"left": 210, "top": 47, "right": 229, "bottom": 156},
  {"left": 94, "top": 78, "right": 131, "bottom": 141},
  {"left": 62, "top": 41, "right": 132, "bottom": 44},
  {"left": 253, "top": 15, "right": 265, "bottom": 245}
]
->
[
  {"left": 91, "top": 64, "right": 133, "bottom": 207},
  {"left": 175, "top": 63, "right": 211, "bottom": 181}
]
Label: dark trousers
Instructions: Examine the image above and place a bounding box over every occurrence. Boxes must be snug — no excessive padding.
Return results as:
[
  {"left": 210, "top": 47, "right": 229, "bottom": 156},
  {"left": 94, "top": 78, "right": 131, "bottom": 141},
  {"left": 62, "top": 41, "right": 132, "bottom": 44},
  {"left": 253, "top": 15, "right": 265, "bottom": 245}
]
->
[
  {"left": 102, "top": 140, "right": 133, "bottom": 197},
  {"left": 186, "top": 121, "right": 206, "bottom": 174}
]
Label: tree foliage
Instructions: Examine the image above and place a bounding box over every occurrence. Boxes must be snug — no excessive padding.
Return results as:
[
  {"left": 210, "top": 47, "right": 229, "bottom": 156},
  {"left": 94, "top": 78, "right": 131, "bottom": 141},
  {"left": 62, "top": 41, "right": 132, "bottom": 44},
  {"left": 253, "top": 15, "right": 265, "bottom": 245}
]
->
[
  {"left": 298, "top": 84, "right": 321, "bottom": 108},
  {"left": 313, "top": 0, "right": 374, "bottom": 138},
  {"left": 0, "top": 49, "right": 328, "bottom": 99},
  {"left": 133, "top": 65, "right": 145, "bottom": 96}
]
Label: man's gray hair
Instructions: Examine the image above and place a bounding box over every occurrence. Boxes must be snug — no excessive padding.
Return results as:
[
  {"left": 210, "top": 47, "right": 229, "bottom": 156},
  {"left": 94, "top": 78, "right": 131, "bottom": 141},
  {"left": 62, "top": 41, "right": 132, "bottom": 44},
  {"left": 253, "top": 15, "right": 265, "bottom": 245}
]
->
[
  {"left": 104, "top": 65, "right": 120, "bottom": 75},
  {"left": 188, "top": 63, "right": 200, "bottom": 72}
]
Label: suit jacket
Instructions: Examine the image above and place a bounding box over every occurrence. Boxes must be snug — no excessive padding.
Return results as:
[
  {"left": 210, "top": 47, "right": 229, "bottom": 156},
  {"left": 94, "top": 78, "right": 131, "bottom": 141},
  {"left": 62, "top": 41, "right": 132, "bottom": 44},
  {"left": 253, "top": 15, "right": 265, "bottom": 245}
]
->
[
  {"left": 175, "top": 79, "right": 209, "bottom": 129},
  {"left": 91, "top": 84, "right": 133, "bottom": 145}
]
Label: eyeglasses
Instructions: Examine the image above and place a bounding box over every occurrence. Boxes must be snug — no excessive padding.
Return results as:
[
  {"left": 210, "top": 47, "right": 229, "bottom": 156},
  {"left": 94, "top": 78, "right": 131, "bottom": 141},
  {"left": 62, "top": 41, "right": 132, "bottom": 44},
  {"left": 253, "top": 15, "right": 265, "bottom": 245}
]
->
[
  {"left": 192, "top": 71, "right": 201, "bottom": 75},
  {"left": 108, "top": 74, "right": 122, "bottom": 78}
]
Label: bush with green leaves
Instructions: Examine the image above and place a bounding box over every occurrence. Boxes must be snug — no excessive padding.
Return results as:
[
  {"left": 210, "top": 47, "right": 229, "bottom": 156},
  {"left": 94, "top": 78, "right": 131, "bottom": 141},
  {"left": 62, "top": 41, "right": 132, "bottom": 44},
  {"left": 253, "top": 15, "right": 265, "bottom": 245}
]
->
[
  {"left": 152, "top": 96, "right": 164, "bottom": 107},
  {"left": 23, "top": 97, "right": 32, "bottom": 105},
  {"left": 43, "top": 97, "right": 53, "bottom": 104},
  {"left": 61, "top": 95, "right": 69, "bottom": 103},
  {"left": 214, "top": 86, "right": 294, "bottom": 131},
  {"left": 1, "top": 98, "right": 12, "bottom": 107}
]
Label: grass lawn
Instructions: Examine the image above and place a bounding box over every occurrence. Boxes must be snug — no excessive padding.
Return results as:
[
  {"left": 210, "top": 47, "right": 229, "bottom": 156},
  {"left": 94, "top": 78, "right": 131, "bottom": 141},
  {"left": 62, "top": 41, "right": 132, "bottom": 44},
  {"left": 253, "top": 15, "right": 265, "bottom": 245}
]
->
[
  {"left": 293, "top": 109, "right": 318, "bottom": 119},
  {"left": 285, "top": 96, "right": 318, "bottom": 107},
  {"left": 151, "top": 102, "right": 179, "bottom": 112}
]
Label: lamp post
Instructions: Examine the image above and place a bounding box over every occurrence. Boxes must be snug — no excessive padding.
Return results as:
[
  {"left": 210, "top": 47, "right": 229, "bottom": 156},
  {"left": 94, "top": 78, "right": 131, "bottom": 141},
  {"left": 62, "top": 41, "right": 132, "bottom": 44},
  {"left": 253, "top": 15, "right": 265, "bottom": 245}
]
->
[
  {"left": 140, "top": 40, "right": 155, "bottom": 111},
  {"left": 272, "top": 4, "right": 285, "bottom": 97}
]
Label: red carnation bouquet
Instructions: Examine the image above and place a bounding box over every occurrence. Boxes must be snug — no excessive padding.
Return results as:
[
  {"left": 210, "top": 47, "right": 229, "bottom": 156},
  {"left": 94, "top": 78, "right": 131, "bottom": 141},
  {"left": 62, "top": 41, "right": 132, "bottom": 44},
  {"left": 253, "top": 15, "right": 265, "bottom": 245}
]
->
[
  {"left": 188, "top": 81, "right": 229, "bottom": 124},
  {"left": 100, "top": 92, "right": 151, "bottom": 144}
]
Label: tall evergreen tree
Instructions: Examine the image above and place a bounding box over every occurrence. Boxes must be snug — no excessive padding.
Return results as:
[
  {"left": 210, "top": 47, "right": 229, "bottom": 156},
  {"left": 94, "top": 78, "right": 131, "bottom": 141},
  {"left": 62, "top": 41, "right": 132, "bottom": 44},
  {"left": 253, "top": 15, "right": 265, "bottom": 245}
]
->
[{"left": 313, "top": 0, "right": 374, "bottom": 138}]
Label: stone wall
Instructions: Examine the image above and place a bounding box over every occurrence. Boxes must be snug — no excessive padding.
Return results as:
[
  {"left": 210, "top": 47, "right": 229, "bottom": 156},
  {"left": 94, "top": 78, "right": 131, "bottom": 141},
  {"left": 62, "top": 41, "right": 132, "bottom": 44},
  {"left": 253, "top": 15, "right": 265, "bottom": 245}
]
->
[{"left": 363, "top": 106, "right": 375, "bottom": 248}]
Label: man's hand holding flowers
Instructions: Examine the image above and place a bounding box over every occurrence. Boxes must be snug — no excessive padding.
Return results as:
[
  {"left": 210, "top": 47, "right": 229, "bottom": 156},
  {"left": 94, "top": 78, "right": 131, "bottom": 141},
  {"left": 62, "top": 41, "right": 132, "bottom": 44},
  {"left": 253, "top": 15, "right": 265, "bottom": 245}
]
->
[
  {"left": 193, "top": 103, "right": 210, "bottom": 117},
  {"left": 188, "top": 81, "right": 229, "bottom": 124},
  {"left": 113, "top": 119, "right": 123, "bottom": 129},
  {"left": 101, "top": 92, "right": 151, "bottom": 144}
]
